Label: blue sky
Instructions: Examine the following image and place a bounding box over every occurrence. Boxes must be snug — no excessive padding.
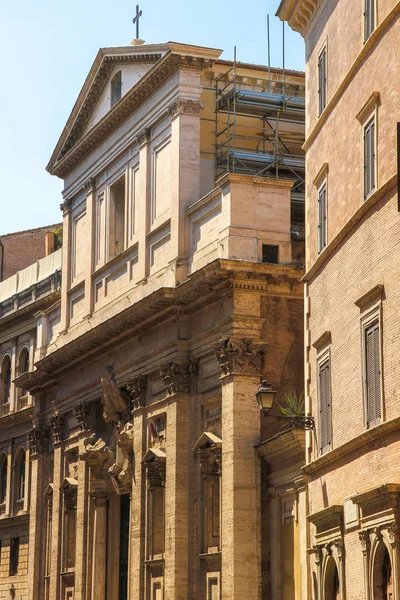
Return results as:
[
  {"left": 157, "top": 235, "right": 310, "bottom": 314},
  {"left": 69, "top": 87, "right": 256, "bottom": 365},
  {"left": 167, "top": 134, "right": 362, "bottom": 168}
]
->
[{"left": 0, "top": 0, "right": 304, "bottom": 235}]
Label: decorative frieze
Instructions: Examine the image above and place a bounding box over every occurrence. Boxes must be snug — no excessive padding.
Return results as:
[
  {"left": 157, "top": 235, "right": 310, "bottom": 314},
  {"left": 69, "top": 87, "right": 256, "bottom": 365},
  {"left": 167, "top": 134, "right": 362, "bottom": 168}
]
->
[
  {"left": 50, "top": 414, "right": 66, "bottom": 444},
  {"left": 168, "top": 99, "right": 203, "bottom": 118},
  {"left": 213, "top": 337, "right": 267, "bottom": 377},
  {"left": 27, "top": 427, "right": 49, "bottom": 456},
  {"left": 159, "top": 360, "right": 197, "bottom": 396},
  {"left": 73, "top": 402, "right": 91, "bottom": 432}
]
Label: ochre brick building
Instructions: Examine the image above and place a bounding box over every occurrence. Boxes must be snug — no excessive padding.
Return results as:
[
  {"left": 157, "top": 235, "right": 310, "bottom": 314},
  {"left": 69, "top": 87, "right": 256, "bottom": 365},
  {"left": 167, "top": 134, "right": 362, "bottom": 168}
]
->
[
  {"left": 0, "top": 39, "right": 308, "bottom": 600},
  {"left": 278, "top": 0, "right": 400, "bottom": 598},
  {"left": 0, "top": 224, "right": 61, "bottom": 281}
]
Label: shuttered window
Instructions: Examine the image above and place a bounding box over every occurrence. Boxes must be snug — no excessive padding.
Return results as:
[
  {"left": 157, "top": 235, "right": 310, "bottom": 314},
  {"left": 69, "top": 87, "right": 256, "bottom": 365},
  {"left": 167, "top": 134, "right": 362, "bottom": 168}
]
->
[
  {"left": 318, "top": 358, "right": 332, "bottom": 454},
  {"left": 318, "top": 47, "right": 327, "bottom": 116},
  {"left": 365, "top": 320, "right": 381, "bottom": 426},
  {"left": 364, "top": 0, "right": 375, "bottom": 42},
  {"left": 318, "top": 183, "right": 327, "bottom": 252},
  {"left": 364, "top": 117, "right": 376, "bottom": 199}
]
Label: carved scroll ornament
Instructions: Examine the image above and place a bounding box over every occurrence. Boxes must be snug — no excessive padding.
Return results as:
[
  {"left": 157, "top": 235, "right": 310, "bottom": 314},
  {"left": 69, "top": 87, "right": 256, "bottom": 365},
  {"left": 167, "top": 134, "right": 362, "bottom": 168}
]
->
[{"left": 213, "top": 337, "right": 267, "bottom": 377}]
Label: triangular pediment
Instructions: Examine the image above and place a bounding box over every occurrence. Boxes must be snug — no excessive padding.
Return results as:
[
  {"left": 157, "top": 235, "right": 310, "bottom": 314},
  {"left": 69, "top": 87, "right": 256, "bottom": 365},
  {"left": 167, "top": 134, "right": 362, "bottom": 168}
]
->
[
  {"left": 193, "top": 431, "right": 222, "bottom": 452},
  {"left": 142, "top": 447, "right": 166, "bottom": 464},
  {"left": 60, "top": 477, "right": 78, "bottom": 491},
  {"left": 46, "top": 42, "right": 222, "bottom": 178},
  {"left": 44, "top": 483, "right": 54, "bottom": 497}
]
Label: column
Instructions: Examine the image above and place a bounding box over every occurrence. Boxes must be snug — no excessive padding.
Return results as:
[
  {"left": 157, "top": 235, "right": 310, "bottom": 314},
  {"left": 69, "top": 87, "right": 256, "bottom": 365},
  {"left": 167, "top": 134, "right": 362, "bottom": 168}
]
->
[
  {"left": 74, "top": 405, "right": 91, "bottom": 600},
  {"left": 169, "top": 98, "right": 201, "bottom": 284},
  {"left": 130, "top": 407, "right": 146, "bottom": 600},
  {"left": 49, "top": 441, "right": 63, "bottom": 600},
  {"left": 136, "top": 129, "right": 150, "bottom": 283},
  {"left": 214, "top": 337, "right": 266, "bottom": 600},
  {"left": 60, "top": 198, "right": 72, "bottom": 332},
  {"left": 27, "top": 428, "right": 49, "bottom": 600},
  {"left": 91, "top": 491, "right": 109, "bottom": 600},
  {"left": 81, "top": 178, "right": 96, "bottom": 318},
  {"left": 160, "top": 361, "right": 192, "bottom": 600}
]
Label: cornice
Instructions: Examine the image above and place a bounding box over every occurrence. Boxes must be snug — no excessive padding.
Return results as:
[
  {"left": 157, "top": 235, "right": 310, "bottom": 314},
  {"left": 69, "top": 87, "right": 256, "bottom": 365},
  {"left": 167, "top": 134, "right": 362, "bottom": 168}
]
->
[
  {"left": 276, "top": 0, "right": 319, "bottom": 35},
  {"left": 25, "top": 259, "right": 303, "bottom": 392}
]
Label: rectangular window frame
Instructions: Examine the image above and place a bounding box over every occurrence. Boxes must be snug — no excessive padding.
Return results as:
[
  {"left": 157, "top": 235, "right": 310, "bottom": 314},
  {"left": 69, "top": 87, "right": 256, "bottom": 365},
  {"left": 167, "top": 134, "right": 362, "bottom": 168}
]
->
[
  {"left": 361, "top": 303, "right": 383, "bottom": 428},
  {"left": 106, "top": 171, "right": 128, "bottom": 262},
  {"left": 9, "top": 537, "right": 19, "bottom": 576},
  {"left": 317, "top": 180, "right": 328, "bottom": 253},
  {"left": 364, "top": 0, "right": 376, "bottom": 42},
  {"left": 363, "top": 115, "right": 376, "bottom": 200},
  {"left": 316, "top": 347, "right": 333, "bottom": 455},
  {"left": 317, "top": 43, "right": 327, "bottom": 117}
]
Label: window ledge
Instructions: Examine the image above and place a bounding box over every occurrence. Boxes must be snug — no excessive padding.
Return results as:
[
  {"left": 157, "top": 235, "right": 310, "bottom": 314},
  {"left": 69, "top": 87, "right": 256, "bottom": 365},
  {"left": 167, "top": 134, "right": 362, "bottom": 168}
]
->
[{"left": 304, "top": 415, "right": 400, "bottom": 475}]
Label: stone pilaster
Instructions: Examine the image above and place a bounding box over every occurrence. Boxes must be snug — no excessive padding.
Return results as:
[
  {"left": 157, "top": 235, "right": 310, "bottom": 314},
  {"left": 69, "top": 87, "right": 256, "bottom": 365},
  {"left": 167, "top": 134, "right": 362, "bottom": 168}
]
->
[
  {"left": 60, "top": 196, "right": 72, "bottom": 332},
  {"left": 213, "top": 337, "right": 266, "bottom": 600},
  {"left": 74, "top": 419, "right": 91, "bottom": 600},
  {"left": 136, "top": 128, "right": 150, "bottom": 282},
  {"left": 91, "top": 491, "right": 109, "bottom": 600},
  {"left": 49, "top": 439, "right": 63, "bottom": 600},
  {"left": 164, "top": 393, "right": 190, "bottom": 600},
  {"left": 27, "top": 428, "right": 49, "bottom": 600},
  {"left": 129, "top": 407, "right": 146, "bottom": 599},
  {"left": 82, "top": 177, "right": 96, "bottom": 317}
]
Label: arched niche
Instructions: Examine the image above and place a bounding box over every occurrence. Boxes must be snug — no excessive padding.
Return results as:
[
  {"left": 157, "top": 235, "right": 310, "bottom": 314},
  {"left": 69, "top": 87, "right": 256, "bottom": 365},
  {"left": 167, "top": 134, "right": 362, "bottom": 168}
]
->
[
  {"left": 0, "top": 355, "right": 12, "bottom": 405},
  {"left": 372, "top": 539, "right": 393, "bottom": 600},
  {"left": 324, "top": 555, "right": 340, "bottom": 600}
]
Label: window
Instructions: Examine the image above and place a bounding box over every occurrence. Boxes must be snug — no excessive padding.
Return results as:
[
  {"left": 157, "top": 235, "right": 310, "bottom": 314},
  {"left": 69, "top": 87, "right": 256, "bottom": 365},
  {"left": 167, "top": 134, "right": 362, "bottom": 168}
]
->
[
  {"left": 364, "top": 0, "right": 375, "bottom": 41},
  {"left": 318, "top": 46, "right": 327, "bottom": 116},
  {"left": 16, "top": 450, "right": 25, "bottom": 501},
  {"left": 0, "top": 356, "right": 11, "bottom": 405},
  {"left": 108, "top": 175, "right": 126, "bottom": 259},
  {"left": 318, "top": 182, "right": 327, "bottom": 252},
  {"left": 364, "top": 117, "right": 376, "bottom": 199},
  {"left": 262, "top": 244, "right": 279, "bottom": 264},
  {"left": 0, "top": 454, "right": 7, "bottom": 504},
  {"left": 9, "top": 537, "right": 19, "bottom": 576},
  {"left": 364, "top": 319, "right": 381, "bottom": 427},
  {"left": 18, "top": 348, "right": 29, "bottom": 375},
  {"left": 318, "top": 357, "right": 332, "bottom": 454},
  {"left": 110, "top": 71, "right": 122, "bottom": 107}
]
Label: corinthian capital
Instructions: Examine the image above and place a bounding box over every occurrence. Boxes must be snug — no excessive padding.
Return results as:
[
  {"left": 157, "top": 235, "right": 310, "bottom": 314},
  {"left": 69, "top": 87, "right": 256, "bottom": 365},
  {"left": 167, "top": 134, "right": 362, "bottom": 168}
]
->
[
  {"left": 213, "top": 337, "right": 267, "bottom": 377},
  {"left": 168, "top": 99, "right": 203, "bottom": 118}
]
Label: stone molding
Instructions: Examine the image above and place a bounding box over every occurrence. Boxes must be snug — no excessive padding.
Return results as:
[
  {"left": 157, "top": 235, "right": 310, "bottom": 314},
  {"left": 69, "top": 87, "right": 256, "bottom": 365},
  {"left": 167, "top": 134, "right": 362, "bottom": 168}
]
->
[
  {"left": 27, "top": 427, "right": 49, "bottom": 456},
  {"left": 168, "top": 98, "right": 203, "bottom": 118},
  {"left": 213, "top": 337, "right": 267, "bottom": 377},
  {"left": 159, "top": 360, "right": 197, "bottom": 396}
]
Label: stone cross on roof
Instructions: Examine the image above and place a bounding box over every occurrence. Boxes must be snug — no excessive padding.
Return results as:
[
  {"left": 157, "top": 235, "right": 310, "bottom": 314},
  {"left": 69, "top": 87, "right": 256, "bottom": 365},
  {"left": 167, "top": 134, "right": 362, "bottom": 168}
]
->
[{"left": 133, "top": 5, "right": 143, "bottom": 40}]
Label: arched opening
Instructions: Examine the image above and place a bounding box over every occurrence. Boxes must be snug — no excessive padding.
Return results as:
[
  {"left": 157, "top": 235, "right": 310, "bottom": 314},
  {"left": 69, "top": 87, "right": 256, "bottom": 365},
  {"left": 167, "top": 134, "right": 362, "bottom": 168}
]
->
[
  {"left": 110, "top": 70, "right": 122, "bottom": 107},
  {"left": 15, "top": 449, "right": 25, "bottom": 502},
  {"left": 17, "top": 347, "right": 30, "bottom": 402},
  {"left": 373, "top": 541, "right": 393, "bottom": 600},
  {"left": 0, "top": 355, "right": 12, "bottom": 406},
  {"left": 0, "top": 453, "right": 7, "bottom": 504},
  {"left": 324, "top": 555, "right": 340, "bottom": 600}
]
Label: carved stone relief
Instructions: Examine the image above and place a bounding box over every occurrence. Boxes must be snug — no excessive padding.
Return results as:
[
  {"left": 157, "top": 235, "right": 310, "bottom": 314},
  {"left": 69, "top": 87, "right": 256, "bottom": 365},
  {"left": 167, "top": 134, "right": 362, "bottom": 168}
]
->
[
  {"left": 101, "top": 367, "right": 130, "bottom": 424},
  {"left": 168, "top": 99, "right": 203, "bottom": 117},
  {"left": 120, "top": 375, "right": 147, "bottom": 412}
]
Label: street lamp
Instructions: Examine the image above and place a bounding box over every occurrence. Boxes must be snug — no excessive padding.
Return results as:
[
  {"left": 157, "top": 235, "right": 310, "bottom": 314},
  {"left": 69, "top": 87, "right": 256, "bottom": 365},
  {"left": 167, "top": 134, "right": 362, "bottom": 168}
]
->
[
  {"left": 255, "top": 381, "right": 277, "bottom": 415},
  {"left": 255, "top": 381, "right": 315, "bottom": 430}
]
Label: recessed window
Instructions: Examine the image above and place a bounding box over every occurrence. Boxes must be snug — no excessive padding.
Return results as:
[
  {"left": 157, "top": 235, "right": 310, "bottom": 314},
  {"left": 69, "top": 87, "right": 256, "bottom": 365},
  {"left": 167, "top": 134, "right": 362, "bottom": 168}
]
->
[
  {"left": 318, "top": 356, "right": 332, "bottom": 454},
  {"left": 9, "top": 537, "right": 19, "bottom": 576},
  {"left": 364, "top": 319, "right": 381, "bottom": 427},
  {"left": 318, "top": 182, "right": 327, "bottom": 253},
  {"left": 363, "top": 116, "right": 376, "bottom": 199},
  {"left": 108, "top": 175, "right": 126, "bottom": 259},
  {"left": 0, "top": 454, "right": 7, "bottom": 504},
  {"left": 364, "top": 0, "right": 375, "bottom": 42},
  {"left": 110, "top": 71, "right": 122, "bottom": 107},
  {"left": 16, "top": 450, "right": 25, "bottom": 501},
  {"left": 262, "top": 244, "right": 279, "bottom": 264},
  {"left": 318, "top": 46, "right": 327, "bottom": 116},
  {"left": 0, "top": 356, "right": 11, "bottom": 405}
]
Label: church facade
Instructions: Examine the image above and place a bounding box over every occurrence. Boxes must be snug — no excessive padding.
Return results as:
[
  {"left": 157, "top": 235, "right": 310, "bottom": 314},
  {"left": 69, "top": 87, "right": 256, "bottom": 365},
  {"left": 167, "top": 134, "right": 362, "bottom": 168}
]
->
[
  {"left": 1, "top": 40, "right": 307, "bottom": 599},
  {"left": 278, "top": 0, "right": 400, "bottom": 598}
]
